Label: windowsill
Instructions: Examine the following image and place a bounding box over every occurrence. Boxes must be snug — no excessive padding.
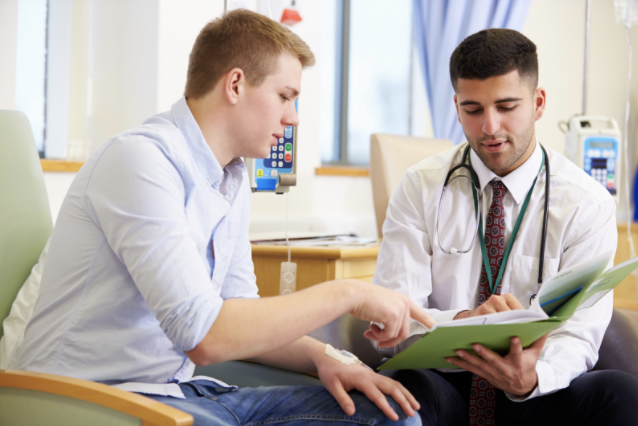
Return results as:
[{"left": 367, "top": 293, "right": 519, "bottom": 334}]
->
[
  {"left": 40, "top": 159, "right": 84, "bottom": 172},
  {"left": 315, "top": 166, "right": 369, "bottom": 177},
  {"left": 39, "top": 162, "right": 369, "bottom": 176}
]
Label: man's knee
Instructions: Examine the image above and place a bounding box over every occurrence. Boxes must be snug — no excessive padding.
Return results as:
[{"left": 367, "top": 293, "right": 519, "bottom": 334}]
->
[
  {"left": 378, "top": 395, "right": 422, "bottom": 426},
  {"left": 347, "top": 391, "right": 421, "bottom": 426},
  {"left": 571, "top": 370, "right": 638, "bottom": 423},
  {"left": 587, "top": 370, "right": 638, "bottom": 404}
]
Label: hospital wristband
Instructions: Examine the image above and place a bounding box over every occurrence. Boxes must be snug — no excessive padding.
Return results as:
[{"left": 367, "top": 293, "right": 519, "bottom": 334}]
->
[{"left": 325, "top": 344, "right": 374, "bottom": 372}]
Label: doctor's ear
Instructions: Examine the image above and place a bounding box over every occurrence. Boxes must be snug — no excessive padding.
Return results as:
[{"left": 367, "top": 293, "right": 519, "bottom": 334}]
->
[
  {"left": 533, "top": 87, "right": 546, "bottom": 121},
  {"left": 454, "top": 94, "right": 462, "bottom": 124},
  {"left": 223, "top": 68, "right": 246, "bottom": 105}
]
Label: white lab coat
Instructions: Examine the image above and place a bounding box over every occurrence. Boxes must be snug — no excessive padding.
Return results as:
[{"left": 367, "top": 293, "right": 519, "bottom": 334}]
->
[{"left": 373, "top": 141, "right": 617, "bottom": 401}]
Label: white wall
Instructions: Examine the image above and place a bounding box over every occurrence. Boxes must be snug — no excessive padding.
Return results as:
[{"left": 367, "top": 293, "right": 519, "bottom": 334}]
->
[
  {"left": 0, "top": 0, "right": 18, "bottom": 110},
  {"left": 5, "top": 0, "right": 638, "bottom": 230},
  {"left": 156, "top": 0, "right": 224, "bottom": 112},
  {"left": 523, "top": 0, "right": 638, "bottom": 221}
]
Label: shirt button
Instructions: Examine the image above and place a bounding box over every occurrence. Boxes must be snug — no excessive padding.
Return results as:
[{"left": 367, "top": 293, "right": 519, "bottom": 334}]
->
[
  {"left": 224, "top": 195, "right": 230, "bottom": 201},
  {"left": 205, "top": 180, "right": 211, "bottom": 186}
]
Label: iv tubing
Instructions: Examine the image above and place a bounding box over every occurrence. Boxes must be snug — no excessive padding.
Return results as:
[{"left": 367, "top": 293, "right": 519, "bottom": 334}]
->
[{"left": 285, "top": 192, "right": 291, "bottom": 263}]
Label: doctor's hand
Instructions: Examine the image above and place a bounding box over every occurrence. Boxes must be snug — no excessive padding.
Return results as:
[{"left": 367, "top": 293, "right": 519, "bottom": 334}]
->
[
  {"left": 445, "top": 334, "right": 549, "bottom": 396},
  {"left": 454, "top": 293, "right": 524, "bottom": 320},
  {"left": 314, "top": 347, "right": 420, "bottom": 420},
  {"left": 344, "top": 281, "right": 435, "bottom": 348}
]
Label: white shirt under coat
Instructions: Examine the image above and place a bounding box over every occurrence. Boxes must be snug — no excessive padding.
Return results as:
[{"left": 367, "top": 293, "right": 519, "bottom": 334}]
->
[{"left": 373, "top": 141, "right": 617, "bottom": 400}]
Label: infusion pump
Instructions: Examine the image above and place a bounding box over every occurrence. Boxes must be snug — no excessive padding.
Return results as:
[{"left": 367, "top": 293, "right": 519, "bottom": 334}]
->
[
  {"left": 245, "top": 100, "right": 298, "bottom": 194},
  {"left": 563, "top": 115, "right": 621, "bottom": 200},
  {"left": 245, "top": 125, "right": 297, "bottom": 194}
]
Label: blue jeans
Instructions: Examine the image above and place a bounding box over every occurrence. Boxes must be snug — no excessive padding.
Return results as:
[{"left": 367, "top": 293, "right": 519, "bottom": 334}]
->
[{"left": 141, "top": 380, "right": 421, "bottom": 426}]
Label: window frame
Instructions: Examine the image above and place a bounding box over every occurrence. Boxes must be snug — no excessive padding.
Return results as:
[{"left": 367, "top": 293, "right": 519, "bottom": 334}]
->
[{"left": 324, "top": 0, "right": 416, "bottom": 167}]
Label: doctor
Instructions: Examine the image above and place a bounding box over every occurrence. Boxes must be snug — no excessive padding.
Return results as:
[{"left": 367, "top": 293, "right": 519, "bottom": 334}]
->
[{"left": 373, "top": 29, "right": 638, "bottom": 425}]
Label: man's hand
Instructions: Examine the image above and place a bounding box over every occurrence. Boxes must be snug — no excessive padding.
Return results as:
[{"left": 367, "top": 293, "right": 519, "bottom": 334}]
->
[
  {"left": 315, "top": 351, "right": 420, "bottom": 420},
  {"left": 454, "top": 293, "right": 524, "bottom": 320},
  {"left": 346, "top": 281, "right": 435, "bottom": 348},
  {"left": 445, "top": 334, "right": 549, "bottom": 396}
]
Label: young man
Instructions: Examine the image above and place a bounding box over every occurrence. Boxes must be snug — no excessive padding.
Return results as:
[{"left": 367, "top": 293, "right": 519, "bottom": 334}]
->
[
  {"left": 373, "top": 29, "right": 638, "bottom": 425},
  {"left": 16, "top": 10, "right": 434, "bottom": 425}
]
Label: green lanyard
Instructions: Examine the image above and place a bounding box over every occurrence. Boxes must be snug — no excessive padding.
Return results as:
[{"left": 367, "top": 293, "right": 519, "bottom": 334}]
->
[{"left": 468, "top": 148, "right": 546, "bottom": 295}]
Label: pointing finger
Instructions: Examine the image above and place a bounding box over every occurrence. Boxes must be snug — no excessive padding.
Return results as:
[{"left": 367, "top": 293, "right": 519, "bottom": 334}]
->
[{"left": 409, "top": 302, "right": 435, "bottom": 329}]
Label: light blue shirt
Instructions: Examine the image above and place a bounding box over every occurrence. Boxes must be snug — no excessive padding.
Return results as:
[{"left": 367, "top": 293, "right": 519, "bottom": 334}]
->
[{"left": 19, "top": 98, "right": 258, "bottom": 396}]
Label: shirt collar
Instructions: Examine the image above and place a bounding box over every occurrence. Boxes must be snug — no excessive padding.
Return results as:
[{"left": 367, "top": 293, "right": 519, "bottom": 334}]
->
[
  {"left": 469, "top": 140, "right": 542, "bottom": 204},
  {"left": 170, "top": 97, "right": 245, "bottom": 187}
]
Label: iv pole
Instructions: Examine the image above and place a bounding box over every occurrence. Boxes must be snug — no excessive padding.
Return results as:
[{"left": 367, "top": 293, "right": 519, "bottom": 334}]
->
[{"left": 583, "top": 0, "right": 591, "bottom": 115}]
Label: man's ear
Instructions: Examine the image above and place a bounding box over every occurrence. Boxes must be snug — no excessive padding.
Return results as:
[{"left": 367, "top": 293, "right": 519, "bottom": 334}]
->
[
  {"left": 223, "top": 68, "right": 245, "bottom": 105},
  {"left": 454, "top": 94, "right": 461, "bottom": 124},
  {"left": 534, "top": 87, "right": 546, "bottom": 122}
]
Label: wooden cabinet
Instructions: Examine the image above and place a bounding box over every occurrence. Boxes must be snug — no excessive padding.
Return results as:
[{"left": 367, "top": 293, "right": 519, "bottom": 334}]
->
[{"left": 251, "top": 244, "right": 380, "bottom": 298}]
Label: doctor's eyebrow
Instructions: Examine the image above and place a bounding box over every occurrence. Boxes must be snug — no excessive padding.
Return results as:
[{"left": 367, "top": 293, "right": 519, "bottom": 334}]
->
[
  {"left": 494, "top": 97, "right": 523, "bottom": 103},
  {"left": 459, "top": 97, "right": 522, "bottom": 106}
]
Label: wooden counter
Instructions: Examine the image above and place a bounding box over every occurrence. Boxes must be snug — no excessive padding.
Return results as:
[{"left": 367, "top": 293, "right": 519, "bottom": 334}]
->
[
  {"left": 252, "top": 226, "right": 638, "bottom": 309},
  {"left": 251, "top": 244, "right": 380, "bottom": 297}
]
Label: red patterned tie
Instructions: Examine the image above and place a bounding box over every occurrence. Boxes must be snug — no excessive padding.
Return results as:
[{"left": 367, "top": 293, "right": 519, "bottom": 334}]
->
[{"left": 469, "top": 179, "right": 507, "bottom": 426}]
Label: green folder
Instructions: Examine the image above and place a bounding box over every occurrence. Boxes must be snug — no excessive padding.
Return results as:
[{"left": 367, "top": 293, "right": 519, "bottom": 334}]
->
[{"left": 379, "top": 253, "right": 638, "bottom": 371}]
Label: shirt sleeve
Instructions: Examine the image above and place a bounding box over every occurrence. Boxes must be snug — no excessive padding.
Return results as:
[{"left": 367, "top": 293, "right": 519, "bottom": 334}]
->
[
  {"left": 83, "top": 136, "right": 223, "bottom": 353},
  {"left": 508, "top": 197, "right": 617, "bottom": 401},
  {"left": 372, "top": 170, "right": 465, "bottom": 334}
]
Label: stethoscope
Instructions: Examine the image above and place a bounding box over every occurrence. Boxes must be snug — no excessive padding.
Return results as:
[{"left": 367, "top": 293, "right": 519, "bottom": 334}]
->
[{"left": 435, "top": 144, "right": 550, "bottom": 303}]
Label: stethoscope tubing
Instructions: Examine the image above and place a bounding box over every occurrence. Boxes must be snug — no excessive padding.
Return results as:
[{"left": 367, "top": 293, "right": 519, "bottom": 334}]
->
[
  {"left": 439, "top": 143, "right": 550, "bottom": 289},
  {"left": 538, "top": 145, "right": 550, "bottom": 284}
]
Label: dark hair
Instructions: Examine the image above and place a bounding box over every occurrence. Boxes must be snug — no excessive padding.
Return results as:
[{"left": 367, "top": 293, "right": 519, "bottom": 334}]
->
[
  {"left": 185, "top": 9, "right": 315, "bottom": 99},
  {"left": 449, "top": 28, "right": 538, "bottom": 91}
]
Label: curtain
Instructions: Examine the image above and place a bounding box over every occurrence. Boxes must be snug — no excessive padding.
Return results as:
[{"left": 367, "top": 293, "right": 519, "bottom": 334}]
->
[{"left": 413, "top": 0, "right": 532, "bottom": 144}]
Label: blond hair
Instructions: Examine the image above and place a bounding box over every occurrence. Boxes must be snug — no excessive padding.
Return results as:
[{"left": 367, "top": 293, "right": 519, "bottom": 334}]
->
[{"left": 185, "top": 9, "right": 315, "bottom": 99}]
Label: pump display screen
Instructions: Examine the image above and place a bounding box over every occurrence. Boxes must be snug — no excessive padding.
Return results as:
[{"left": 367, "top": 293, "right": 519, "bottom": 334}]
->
[{"left": 588, "top": 141, "right": 615, "bottom": 149}]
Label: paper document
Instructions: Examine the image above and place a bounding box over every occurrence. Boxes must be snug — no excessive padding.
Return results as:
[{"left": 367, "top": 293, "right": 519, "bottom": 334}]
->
[
  {"left": 251, "top": 235, "right": 378, "bottom": 247},
  {"left": 379, "top": 252, "right": 638, "bottom": 370}
]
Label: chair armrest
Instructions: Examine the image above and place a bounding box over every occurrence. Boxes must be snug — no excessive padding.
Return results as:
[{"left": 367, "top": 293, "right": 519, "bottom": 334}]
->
[
  {"left": 593, "top": 309, "right": 638, "bottom": 379},
  {"left": 0, "top": 369, "right": 193, "bottom": 426}
]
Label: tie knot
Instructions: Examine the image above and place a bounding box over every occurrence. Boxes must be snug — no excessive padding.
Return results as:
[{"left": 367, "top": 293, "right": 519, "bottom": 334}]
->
[{"left": 490, "top": 179, "right": 507, "bottom": 200}]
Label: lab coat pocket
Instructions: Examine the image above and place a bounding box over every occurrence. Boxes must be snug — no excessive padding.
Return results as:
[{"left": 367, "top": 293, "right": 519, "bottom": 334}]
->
[{"left": 511, "top": 254, "right": 560, "bottom": 303}]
